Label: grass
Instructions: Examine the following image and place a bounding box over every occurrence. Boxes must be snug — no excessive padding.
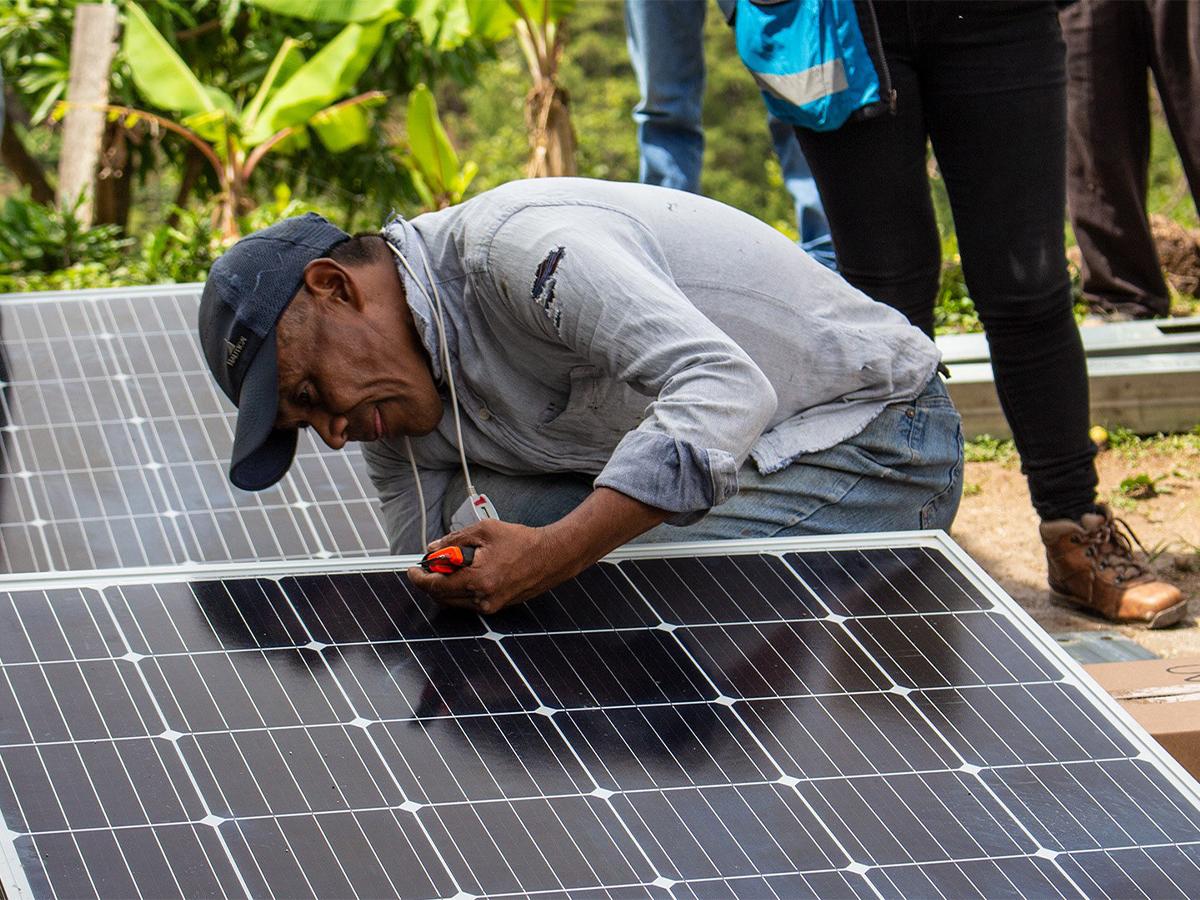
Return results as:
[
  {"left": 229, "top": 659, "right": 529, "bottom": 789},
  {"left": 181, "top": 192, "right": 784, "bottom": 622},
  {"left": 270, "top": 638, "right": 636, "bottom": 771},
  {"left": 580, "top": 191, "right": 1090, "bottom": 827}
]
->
[
  {"left": 964, "top": 435, "right": 1019, "bottom": 464},
  {"left": 1104, "top": 425, "right": 1200, "bottom": 461},
  {"left": 965, "top": 427, "right": 1200, "bottom": 469}
]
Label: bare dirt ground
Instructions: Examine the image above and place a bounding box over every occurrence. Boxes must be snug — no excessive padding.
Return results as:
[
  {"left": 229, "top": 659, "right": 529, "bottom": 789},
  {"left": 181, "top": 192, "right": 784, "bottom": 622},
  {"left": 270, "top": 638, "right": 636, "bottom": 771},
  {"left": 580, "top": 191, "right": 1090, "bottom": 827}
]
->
[{"left": 951, "top": 445, "right": 1200, "bottom": 658}]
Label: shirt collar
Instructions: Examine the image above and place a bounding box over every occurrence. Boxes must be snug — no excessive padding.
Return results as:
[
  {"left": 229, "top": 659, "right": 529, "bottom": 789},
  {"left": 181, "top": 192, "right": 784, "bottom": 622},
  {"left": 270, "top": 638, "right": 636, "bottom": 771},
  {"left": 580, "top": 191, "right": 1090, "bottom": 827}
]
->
[{"left": 382, "top": 215, "right": 444, "bottom": 383}]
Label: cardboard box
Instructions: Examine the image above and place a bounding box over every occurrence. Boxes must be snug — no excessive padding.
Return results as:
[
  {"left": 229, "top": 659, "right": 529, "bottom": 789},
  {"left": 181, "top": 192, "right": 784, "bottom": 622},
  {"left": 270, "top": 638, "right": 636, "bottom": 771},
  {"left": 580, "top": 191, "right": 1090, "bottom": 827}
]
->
[{"left": 1084, "top": 657, "right": 1200, "bottom": 781}]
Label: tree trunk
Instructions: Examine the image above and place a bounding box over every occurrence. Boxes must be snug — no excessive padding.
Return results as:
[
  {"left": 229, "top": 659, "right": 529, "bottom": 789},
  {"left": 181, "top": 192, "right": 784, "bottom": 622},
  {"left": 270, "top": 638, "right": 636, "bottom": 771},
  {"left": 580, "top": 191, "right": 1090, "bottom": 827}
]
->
[
  {"left": 56, "top": 3, "right": 120, "bottom": 225},
  {"left": 166, "top": 147, "right": 206, "bottom": 228},
  {"left": 93, "top": 121, "right": 131, "bottom": 229},
  {"left": 1, "top": 109, "right": 54, "bottom": 204},
  {"left": 525, "top": 82, "right": 576, "bottom": 178}
]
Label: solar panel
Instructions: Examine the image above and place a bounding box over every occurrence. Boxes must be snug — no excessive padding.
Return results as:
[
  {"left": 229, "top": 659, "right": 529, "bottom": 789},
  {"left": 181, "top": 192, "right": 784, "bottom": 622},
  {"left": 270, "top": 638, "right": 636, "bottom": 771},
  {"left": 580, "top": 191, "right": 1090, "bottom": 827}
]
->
[
  {"left": 0, "top": 286, "right": 391, "bottom": 575},
  {"left": 1, "top": 533, "right": 1197, "bottom": 898}
]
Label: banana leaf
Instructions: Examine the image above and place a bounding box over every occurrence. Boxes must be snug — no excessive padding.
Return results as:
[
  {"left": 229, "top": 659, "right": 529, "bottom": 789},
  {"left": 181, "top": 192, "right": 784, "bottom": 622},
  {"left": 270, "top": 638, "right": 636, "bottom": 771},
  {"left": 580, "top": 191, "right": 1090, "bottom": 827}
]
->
[
  {"left": 309, "top": 92, "right": 387, "bottom": 152},
  {"left": 243, "top": 38, "right": 304, "bottom": 135},
  {"left": 438, "top": 0, "right": 473, "bottom": 49},
  {"left": 405, "top": 83, "right": 459, "bottom": 195},
  {"left": 451, "top": 159, "right": 479, "bottom": 200},
  {"left": 245, "top": 18, "right": 387, "bottom": 145},
  {"left": 122, "top": 1, "right": 231, "bottom": 117},
  {"left": 268, "top": 128, "right": 311, "bottom": 155},
  {"left": 410, "top": 0, "right": 474, "bottom": 51},
  {"left": 464, "top": 0, "right": 518, "bottom": 41},
  {"left": 506, "top": 0, "right": 575, "bottom": 24},
  {"left": 181, "top": 108, "right": 232, "bottom": 145},
  {"left": 248, "top": 0, "right": 399, "bottom": 22},
  {"left": 407, "top": 167, "right": 436, "bottom": 209}
]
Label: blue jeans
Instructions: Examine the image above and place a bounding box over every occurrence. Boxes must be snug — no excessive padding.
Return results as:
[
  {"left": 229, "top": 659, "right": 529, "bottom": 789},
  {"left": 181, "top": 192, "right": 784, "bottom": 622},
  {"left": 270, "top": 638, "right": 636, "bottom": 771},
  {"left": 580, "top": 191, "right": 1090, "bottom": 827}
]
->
[
  {"left": 442, "top": 377, "right": 964, "bottom": 541},
  {"left": 624, "top": 0, "right": 837, "bottom": 269}
]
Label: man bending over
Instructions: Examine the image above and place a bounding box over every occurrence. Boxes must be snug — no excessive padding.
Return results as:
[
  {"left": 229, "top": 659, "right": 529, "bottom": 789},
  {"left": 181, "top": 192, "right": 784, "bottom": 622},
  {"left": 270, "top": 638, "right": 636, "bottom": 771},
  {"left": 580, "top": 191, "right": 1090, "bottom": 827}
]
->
[{"left": 199, "top": 178, "right": 962, "bottom": 614}]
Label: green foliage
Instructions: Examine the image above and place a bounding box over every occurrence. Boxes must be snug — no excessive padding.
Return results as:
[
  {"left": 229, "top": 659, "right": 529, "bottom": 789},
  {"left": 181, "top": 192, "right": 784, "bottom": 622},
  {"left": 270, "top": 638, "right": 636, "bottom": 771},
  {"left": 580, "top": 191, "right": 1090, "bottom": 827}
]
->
[
  {"left": 404, "top": 84, "right": 477, "bottom": 208},
  {"left": 124, "top": 1, "right": 229, "bottom": 118},
  {"left": 964, "top": 435, "right": 1018, "bottom": 464},
  {"left": 933, "top": 234, "right": 979, "bottom": 334},
  {"left": 135, "top": 207, "right": 218, "bottom": 284},
  {"left": 0, "top": 0, "right": 122, "bottom": 123},
  {"left": 238, "top": 182, "right": 335, "bottom": 232},
  {"left": 121, "top": 0, "right": 387, "bottom": 152},
  {"left": 0, "top": 262, "right": 124, "bottom": 293},
  {"left": 6, "top": 0, "right": 1199, "bottom": 320},
  {"left": 446, "top": 2, "right": 794, "bottom": 223},
  {"left": 0, "top": 202, "right": 216, "bottom": 292},
  {"left": 1117, "top": 472, "right": 1167, "bottom": 500},
  {"left": 250, "top": 0, "right": 399, "bottom": 23},
  {"left": 0, "top": 193, "right": 132, "bottom": 272},
  {"left": 1098, "top": 424, "right": 1200, "bottom": 462},
  {"left": 103, "top": 1, "right": 397, "bottom": 237},
  {"left": 1107, "top": 425, "right": 1142, "bottom": 449},
  {"left": 242, "top": 15, "right": 390, "bottom": 144},
  {"left": 1149, "top": 103, "right": 1199, "bottom": 230}
]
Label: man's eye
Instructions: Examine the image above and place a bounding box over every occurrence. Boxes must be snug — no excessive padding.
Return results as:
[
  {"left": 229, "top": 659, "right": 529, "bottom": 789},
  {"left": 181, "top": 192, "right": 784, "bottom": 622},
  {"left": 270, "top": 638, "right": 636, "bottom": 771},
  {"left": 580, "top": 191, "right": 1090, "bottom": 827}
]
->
[{"left": 298, "top": 387, "right": 313, "bottom": 407}]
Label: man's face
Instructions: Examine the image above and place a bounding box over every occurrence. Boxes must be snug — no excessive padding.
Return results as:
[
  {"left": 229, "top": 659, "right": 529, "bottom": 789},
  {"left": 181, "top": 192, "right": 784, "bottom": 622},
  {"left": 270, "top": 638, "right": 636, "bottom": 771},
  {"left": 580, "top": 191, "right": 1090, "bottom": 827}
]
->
[{"left": 273, "top": 257, "right": 443, "bottom": 449}]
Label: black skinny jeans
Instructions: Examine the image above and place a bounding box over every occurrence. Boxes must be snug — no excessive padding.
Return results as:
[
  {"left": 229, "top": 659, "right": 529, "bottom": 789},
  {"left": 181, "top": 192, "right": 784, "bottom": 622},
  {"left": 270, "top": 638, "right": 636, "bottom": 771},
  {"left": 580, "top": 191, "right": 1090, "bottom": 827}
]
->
[{"left": 794, "top": 0, "right": 1097, "bottom": 522}]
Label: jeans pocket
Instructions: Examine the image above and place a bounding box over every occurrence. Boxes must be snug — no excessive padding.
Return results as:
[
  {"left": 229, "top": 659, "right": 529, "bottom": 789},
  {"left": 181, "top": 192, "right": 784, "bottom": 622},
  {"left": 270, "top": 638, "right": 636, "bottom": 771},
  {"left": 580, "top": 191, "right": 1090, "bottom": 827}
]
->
[
  {"left": 920, "top": 420, "right": 965, "bottom": 530},
  {"left": 853, "top": 404, "right": 917, "bottom": 470}
]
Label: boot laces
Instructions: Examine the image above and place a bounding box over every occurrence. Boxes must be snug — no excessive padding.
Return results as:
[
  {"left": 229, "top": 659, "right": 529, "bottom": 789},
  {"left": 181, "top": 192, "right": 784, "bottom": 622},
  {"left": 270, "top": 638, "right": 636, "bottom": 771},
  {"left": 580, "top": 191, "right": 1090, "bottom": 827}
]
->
[{"left": 1080, "top": 515, "right": 1148, "bottom": 583}]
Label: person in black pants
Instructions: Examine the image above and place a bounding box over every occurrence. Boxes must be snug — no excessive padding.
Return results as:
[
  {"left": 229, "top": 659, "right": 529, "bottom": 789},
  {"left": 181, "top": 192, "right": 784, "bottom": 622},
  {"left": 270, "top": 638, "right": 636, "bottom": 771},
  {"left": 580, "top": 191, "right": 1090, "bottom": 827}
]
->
[
  {"left": 792, "top": 0, "right": 1186, "bottom": 626},
  {"left": 1061, "top": 0, "right": 1200, "bottom": 320}
]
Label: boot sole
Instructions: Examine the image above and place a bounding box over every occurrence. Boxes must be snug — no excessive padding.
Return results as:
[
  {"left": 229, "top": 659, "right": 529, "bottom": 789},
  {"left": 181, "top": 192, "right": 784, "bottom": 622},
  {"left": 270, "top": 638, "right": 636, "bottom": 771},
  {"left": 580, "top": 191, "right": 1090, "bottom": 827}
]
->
[{"left": 1049, "top": 592, "right": 1188, "bottom": 629}]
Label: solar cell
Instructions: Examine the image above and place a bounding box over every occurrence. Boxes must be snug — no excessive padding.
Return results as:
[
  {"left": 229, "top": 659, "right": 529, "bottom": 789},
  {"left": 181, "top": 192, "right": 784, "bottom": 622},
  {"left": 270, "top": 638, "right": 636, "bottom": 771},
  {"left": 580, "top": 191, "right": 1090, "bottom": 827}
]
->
[
  {"left": 0, "top": 286, "right": 391, "bottom": 574},
  {"left": 0, "top": 534, "right": 1197, "bottom": 898}
]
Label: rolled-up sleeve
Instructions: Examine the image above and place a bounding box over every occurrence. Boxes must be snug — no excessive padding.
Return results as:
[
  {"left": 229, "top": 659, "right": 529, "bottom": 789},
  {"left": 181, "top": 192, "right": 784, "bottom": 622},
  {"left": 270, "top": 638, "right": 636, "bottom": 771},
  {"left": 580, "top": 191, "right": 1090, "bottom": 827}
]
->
[{"left": 479, "top": 204, "right": 778, "bottom": 522}]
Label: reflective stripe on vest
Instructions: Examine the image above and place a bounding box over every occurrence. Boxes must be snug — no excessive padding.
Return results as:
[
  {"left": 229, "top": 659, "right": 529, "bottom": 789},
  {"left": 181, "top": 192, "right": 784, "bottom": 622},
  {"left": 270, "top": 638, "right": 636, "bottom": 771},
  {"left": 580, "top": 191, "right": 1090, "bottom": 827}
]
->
[{"left": 749, "top": 58, "right": 848, "bottom": 107}]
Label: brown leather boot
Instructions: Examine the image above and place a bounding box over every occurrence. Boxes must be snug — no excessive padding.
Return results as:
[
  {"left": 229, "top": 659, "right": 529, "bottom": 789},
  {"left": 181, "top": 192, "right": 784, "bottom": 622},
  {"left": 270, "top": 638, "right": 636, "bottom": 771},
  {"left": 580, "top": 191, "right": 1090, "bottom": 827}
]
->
[{"left": 1039, "top": 505, "right": 1187, "bottom": 628}]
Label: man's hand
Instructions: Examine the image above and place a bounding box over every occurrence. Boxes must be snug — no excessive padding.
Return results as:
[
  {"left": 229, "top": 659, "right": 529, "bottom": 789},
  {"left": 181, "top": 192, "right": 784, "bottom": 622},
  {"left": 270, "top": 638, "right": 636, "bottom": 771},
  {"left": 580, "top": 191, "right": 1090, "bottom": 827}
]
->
[
  {"left": 406, "top": 487, "right": 670, "bottom": 614},
  {"left": 406, "top": 520, "right": 566, "bottom": 614}
]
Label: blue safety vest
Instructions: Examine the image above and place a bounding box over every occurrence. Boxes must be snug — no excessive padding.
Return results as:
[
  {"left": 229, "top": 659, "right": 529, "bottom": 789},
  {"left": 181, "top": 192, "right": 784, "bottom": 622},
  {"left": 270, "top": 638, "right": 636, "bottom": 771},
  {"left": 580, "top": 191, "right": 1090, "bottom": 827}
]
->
[{"left": 735, "top": 0, "right": 887, "bottom": 131}]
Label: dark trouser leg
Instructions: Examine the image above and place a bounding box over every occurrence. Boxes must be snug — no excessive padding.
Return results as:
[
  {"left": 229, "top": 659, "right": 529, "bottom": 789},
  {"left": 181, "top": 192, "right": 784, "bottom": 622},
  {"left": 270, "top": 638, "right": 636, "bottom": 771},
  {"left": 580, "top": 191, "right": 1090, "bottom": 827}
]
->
[
  {"left": 1061, "top": 0, "right": 1167, "bottom": 317},
  {"left": 792, "top": 37, "right": 941, "bottom": 336},
  {"left": 1149, "top": 0, "right": 1200, "bottom": 221},
  {"left": 925, "top": 2, "right": 1097, "bottom": 521}
]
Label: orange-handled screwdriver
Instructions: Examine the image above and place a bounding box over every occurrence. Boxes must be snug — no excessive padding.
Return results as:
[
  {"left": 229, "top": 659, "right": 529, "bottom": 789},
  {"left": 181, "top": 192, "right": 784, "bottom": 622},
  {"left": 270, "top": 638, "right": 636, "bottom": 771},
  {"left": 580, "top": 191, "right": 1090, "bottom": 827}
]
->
[{"left": 419, "top": 545, "right": 475, "bottom": 575}]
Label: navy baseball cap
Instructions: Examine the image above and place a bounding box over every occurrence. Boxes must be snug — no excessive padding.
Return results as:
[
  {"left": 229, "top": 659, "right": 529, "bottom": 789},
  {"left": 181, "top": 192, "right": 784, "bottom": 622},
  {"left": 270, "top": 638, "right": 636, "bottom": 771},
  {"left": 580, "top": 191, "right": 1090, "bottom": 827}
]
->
[{"left": 198, "top": 213, "right": 350, "bottom": 491}]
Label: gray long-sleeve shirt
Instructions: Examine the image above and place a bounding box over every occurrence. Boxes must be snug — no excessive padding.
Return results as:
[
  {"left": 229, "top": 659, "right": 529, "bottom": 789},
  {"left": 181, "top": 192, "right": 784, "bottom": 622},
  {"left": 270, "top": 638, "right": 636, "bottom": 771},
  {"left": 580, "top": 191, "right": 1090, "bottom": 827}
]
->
[{"left": 363, "top": 178, "right": 941, "bottom": 553}]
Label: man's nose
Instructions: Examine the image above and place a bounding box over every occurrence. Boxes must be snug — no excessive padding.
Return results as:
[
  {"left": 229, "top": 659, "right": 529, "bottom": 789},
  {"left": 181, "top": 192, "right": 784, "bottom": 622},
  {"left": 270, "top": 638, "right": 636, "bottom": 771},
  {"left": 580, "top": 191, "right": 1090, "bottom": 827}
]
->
[{"left": 312, "top": 412, "right": 349, "bottom": 450}]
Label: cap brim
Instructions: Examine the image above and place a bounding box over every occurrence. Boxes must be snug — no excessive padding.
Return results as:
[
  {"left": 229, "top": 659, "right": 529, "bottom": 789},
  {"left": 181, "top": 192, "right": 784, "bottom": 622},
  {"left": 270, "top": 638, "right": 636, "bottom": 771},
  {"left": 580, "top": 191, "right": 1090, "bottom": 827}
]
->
[{"left": 229, "top": 331, "right": 298, "bottom": 491}]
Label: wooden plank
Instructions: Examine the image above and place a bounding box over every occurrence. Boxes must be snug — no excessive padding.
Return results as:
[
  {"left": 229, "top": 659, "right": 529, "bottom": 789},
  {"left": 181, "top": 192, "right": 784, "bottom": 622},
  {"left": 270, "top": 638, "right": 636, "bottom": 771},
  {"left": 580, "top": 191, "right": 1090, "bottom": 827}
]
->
[
  {"left": 938, "top": 316, "right": 1200, "bottom": 366},
  {"left": 946, "top": 353, "right": 1200, "bottom": 439},
  {"left": 56, "top": 3, "right": 119, "bottom": 226}
]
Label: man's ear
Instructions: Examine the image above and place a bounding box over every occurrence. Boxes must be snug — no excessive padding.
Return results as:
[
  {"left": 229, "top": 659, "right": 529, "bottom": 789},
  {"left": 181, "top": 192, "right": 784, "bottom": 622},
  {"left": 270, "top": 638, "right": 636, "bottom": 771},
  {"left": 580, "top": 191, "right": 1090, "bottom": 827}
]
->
[{"left": 301, "top": 258, "right": 359, "bottom": 310}]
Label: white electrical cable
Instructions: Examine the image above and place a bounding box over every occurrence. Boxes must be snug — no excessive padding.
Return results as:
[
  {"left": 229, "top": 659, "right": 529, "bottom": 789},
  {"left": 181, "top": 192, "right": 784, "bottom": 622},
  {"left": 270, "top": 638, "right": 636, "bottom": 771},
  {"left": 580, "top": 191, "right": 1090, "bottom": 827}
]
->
[
  {"left": 383, "top": 235, "right": 477, "bottom": 547},
  {"left": 403, "top": 434, "right": 428, "bottom": 550}
]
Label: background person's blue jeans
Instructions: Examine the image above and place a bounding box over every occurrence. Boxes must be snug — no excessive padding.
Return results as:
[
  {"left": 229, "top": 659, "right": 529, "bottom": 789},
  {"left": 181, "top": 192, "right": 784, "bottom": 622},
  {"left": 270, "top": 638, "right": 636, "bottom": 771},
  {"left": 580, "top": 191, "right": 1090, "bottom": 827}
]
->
[
  {"left": 441, "top": 377, "right": 964, "bottom": 542},
  {"left": 624, "top": 0, "right": 837, "bottom": 269}
]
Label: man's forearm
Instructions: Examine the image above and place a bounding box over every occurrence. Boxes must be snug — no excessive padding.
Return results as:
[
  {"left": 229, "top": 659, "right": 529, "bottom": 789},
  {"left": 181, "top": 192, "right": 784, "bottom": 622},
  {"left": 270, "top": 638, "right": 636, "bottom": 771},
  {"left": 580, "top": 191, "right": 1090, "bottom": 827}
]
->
[
  {"left": 541, "top": 486, "right": 669, "bottom": 581},
  {"left": 407, "top": 486, "right": 670, "bottom": 613}
]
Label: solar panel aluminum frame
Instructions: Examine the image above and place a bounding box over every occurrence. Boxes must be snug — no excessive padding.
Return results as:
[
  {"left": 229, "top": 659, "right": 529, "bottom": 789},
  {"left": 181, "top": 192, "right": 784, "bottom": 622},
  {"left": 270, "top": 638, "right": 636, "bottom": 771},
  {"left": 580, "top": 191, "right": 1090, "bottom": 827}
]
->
[
  {"left": 1, "top": 529, "right": 1197, "bottom": 898},
  {"left": 0, "top": 284, "right": 206, "bottom": 304}
]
